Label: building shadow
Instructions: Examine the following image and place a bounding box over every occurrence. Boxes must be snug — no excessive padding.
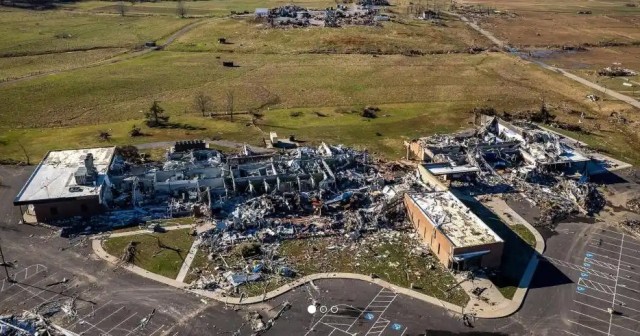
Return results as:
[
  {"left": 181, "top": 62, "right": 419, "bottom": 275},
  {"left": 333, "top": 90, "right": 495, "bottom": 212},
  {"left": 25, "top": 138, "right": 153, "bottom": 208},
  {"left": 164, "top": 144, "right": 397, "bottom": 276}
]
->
[{"left": 457, "top": 194, "right": 572, "bottom": 291}]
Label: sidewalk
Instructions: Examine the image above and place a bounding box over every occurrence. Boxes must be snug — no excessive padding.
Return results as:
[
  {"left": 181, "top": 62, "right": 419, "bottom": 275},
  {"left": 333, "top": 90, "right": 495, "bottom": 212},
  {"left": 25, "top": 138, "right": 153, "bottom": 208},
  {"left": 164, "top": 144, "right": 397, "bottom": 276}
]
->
[{"left": 91, "top": 197, "right": 547, "bottom": 318}]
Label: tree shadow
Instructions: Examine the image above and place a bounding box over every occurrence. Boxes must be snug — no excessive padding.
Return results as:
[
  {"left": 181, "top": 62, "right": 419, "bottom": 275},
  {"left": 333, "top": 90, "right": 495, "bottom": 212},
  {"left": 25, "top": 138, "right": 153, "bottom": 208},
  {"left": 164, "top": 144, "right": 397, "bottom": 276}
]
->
[{"left": 155, "top": 122, "right": 207, "bottom": 131}]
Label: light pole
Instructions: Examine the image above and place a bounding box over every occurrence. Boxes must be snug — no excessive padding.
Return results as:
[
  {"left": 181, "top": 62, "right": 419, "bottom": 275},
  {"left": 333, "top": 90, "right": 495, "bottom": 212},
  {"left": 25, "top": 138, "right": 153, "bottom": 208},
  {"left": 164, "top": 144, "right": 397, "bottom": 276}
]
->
[{"left": 0, "top": 240, "right": 15, "bottom": 283}]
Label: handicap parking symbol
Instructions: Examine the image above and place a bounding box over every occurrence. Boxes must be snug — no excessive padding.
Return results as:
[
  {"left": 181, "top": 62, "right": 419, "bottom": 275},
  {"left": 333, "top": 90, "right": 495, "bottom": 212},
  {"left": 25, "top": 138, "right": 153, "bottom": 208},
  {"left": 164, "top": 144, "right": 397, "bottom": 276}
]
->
[
  {"left": 586, "top": 253, "right": 593, "bottom": 258},
  {"left": 391, "top": 323, "right": 402, "bottom": 331},
  {"left": 581, "top": 272, "right": 589, "bottom": 278},
  {"left": 364, "top": 313, "right": 375, "bottom": 321},
  {"left": 583, "top": 263, "right": 591, "bottom": 268},
  {"left": 577, "top": 286, "right": 586, "bottom": 292}
]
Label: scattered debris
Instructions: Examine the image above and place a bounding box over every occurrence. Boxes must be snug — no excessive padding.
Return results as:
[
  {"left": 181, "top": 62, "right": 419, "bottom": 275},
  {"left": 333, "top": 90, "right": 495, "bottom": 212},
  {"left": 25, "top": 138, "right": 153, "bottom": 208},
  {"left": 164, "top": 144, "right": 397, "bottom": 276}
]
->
[
  {"left": 598, "top": 65, "right": 637, "bottom": 77},
  {"left": 259, "top": 4, "right": 384, "bottom": 28}
]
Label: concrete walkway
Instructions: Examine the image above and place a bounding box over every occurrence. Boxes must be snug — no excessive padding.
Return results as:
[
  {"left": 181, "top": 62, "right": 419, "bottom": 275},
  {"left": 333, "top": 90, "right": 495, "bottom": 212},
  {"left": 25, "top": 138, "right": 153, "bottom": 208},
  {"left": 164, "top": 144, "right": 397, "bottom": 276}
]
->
[
  {"left": 91, "top": 209, "right": 546, "bottom": 318},
  {"left": 176, "top": 237, "right": 202, "bottom": 283}
]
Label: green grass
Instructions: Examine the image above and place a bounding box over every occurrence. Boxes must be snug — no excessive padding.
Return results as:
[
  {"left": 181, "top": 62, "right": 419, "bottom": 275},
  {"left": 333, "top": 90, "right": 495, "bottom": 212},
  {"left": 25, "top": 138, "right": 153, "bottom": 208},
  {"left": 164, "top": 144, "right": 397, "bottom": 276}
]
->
[
  {"left": 0, "top": 48, "right": 128, "bottom": 82},
  {"left": 74, "top": 0, "right": 337, "bottom": 17},
  {"left": 167, "top": 15, "right": 488, "bottom": 54},
  {"left": 0, "top": 115, "right": 263, "bottom": 163},
  {"left": 279, "top": 235, "right": 470, "bottom": 306},
  {"left": 103, "top": 228, "right": 195, "bottom": 279},
  {"left": 0, "top": 8, "right": 194, "bottom": 56},
  {"left": 509, "top": 224, "right": 536, "bottom": 247}
]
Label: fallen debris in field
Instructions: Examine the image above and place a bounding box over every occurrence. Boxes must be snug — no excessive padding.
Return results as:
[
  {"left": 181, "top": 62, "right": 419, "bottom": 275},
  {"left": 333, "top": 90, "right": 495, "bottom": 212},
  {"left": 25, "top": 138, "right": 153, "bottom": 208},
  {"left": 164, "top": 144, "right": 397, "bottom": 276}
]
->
[{"left": 598, "top": 65, "right": 637, "bottom": 77}]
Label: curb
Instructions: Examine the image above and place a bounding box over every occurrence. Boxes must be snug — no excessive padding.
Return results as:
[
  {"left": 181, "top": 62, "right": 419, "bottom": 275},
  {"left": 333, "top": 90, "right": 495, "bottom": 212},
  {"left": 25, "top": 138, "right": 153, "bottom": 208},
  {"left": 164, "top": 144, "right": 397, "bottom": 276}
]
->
[{"left": 92, "top": 238, "right": 463, "bottom": 313}]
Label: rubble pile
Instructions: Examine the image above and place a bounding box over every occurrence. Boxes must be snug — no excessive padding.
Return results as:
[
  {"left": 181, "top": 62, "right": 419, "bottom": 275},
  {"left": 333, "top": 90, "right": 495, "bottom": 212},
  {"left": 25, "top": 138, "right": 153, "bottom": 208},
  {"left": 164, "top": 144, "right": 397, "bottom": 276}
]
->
[
  {"left": 263, "top": 4, "right": 382, "bottom": 28},
  {"left": 407, "top": 115, "right": 606, "bottom": 227},
  {"left": 619, "top": 219, "right": 640, "bottom": 234},
  {"left": 598, "top": 66, "right": 637, "bottom": 77},
  {"left": 627, "top": 197, "right": 640, "bottom": 214},
  {"left": 0, "top": 312, "right": 63, "bottom": 336}
]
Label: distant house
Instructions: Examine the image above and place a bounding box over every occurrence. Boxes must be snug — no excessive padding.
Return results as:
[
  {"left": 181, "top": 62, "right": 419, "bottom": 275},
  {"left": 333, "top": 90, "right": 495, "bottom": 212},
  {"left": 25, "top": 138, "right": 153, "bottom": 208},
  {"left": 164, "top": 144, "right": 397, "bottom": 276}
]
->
[{"left": 255, "top": 8, "right": 269, "bottom": 17}]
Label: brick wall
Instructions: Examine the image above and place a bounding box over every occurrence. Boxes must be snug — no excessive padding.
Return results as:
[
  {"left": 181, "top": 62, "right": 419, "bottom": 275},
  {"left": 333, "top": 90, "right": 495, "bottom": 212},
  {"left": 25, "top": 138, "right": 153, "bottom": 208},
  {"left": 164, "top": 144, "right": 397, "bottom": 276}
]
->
[{"left": 33, "top": 197, "right": 104, "bottom": 223}]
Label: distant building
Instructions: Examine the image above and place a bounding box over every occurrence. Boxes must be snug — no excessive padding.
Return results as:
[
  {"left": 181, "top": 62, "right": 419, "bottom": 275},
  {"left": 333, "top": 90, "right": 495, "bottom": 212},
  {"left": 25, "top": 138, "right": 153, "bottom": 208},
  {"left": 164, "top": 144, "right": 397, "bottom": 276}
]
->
[
  {"left": 14, "top": 147, "right": 117, "bottom": 223},
  {"left": 404, "top": 189, "right": 503, "bottom": 270}
]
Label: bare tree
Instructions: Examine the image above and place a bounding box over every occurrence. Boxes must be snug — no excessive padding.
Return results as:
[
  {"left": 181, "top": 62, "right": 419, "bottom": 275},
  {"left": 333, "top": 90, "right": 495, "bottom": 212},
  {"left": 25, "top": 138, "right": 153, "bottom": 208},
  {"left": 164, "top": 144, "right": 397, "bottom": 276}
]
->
[
  {"left": 117, "top": 1, "right": 127, "bottom": 16},
  {"left": 226, "top": 91, "right": 234, "bottom": 122},
  {"left": 193, "top": 92, "right": 213, "bottom": 117},
  {"left": 176, "top": 0, "right": 187, "bottom": 18},
  {"left": 17, "top": 141, "right": 30, "bottom": 165}
]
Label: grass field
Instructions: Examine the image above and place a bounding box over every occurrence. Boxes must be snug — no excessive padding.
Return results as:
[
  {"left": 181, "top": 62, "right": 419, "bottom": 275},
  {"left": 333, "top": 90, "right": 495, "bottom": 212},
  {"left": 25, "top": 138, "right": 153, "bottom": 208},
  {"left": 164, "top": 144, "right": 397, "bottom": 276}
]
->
[
  {"left": 0, "top": 48, "right": 127, "bottom": 82},
  {"left": 67, "top": 0, "right": 336, "bottom": 17},
  {"left": 0, "top": 7, "right": 193, "bottom": 56},
  {"left": 103, "top": 228, "right": 195, "bottom": 279},
  {"left": 279, "top": 235, "right": 470, "bottom": 306},
  {"left": 458, "top": 0, "right": 640, "bottom": 47},
  {"left": 167, "top": 15, "right": 490, "bottom": 54},
  {"left": 1, "top": 50, "right": 631, "bottom": 162}
]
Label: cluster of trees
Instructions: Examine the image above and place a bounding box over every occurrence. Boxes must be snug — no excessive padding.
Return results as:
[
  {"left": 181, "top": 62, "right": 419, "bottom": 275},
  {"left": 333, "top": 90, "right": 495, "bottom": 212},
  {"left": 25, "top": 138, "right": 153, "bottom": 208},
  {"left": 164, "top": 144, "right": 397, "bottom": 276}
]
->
[{"left": 192, "top": 91, "right": 235, "bottom": 121}]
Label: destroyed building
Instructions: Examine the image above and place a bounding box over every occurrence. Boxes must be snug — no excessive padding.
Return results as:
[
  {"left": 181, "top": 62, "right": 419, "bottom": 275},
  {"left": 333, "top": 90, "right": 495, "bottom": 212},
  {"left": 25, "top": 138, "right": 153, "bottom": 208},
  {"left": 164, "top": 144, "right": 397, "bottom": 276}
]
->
[
  {"left": 13, "top": 147, "right": 117, "bottom": 222},
  {"left": 405, "top": 116, "right": 605, "bottom": 225},
  {"left": 260, "top": 4, "right": 382, "bottom": 28},
  {"left": 404, "top": 190, "right": 504, "bottom": 270}
]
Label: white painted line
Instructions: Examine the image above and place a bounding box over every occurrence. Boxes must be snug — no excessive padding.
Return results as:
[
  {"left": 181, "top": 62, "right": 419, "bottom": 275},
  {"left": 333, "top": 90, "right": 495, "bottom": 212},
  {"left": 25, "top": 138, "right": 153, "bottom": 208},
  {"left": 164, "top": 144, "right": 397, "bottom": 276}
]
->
[
  {"left": 590, "top": 244, "right": 640, "bottom": 263},
  {"left": 83, "top": 306, "right": 124, "bottom": 332},
  {"left": 574, "top": 300, "right": 608, "bottom": 313},
  {"left": 105, "top": 312, "right": 138, "bottom": 335},
  {"left": 593, "top": 239, "right": 640, "bottom": 255},
  {"left": 147, "top": 324, "right": 165, "bottom": 336},
  {"left": 571, "top": 310, "right": 610, "bottom": 324},
  {"left": 610, "top": 321, "right": 640, "bottom": 335},
  {"left": 0, "top": 272, "right": 55, "bottom": 305},
  {"left": 68, "top": 300, "right": 113, "bottom": 328},
  {"left": 579, "top": 278, "right": 615, "bottom": 295},
  {"left": 564, "top": 330, "right": 581, "bottom": 336},
  {"left": 588, "top": 251, "right": 640, "bottom": 270},
  {"left": 608, "top": 232, "right": 624, "bottom": 336},
  {"left": 567, "top": 320, "right": 608, "bottom": 335},
  {"left": 576, "top": 291, "right": 612, "bottom": 304}
]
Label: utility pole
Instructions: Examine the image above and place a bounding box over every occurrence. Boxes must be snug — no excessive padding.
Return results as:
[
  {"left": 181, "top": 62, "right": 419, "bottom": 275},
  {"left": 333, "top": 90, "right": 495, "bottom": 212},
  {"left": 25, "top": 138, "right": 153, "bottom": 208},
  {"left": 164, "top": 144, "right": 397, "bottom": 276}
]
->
[{"left": 0, "top": 241, "right": 15, "bottom": 283}]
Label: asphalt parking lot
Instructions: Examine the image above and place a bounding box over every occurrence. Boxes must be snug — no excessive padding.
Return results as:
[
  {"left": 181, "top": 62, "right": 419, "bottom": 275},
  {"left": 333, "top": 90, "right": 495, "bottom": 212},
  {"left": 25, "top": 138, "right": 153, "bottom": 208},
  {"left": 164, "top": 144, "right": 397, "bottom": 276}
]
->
[{"left": 554, "top": 229, "right": 640, "bottom": 336}]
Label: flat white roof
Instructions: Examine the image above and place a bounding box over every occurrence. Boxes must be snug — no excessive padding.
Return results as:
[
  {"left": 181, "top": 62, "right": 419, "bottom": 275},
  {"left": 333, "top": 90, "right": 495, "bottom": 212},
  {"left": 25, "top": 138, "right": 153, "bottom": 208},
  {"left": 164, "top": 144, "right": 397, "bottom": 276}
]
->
[
  {"left": 14, "top": 147, "right": 115, "bottom": 204},
  {"left": 409, "top": 191, "right": 502, "bottom": 248}
]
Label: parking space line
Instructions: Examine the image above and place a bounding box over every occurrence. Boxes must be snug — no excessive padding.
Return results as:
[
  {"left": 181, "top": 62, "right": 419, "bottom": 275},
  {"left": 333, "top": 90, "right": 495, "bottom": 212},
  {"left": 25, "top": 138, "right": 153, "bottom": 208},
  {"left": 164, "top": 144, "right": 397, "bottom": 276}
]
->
[
  {"left": 607, "top": 232, "right": 624, "bottom": 336},
  {"left": 593, "top": 232, "right": 640, "bottom": 248},
  {"left": 577, "top": 291, "right": 612, "bottom": 305},
  {"left": 610, "top": 321, "right": 640, "bottom": 335},
  {"left": 68, "top": 300, "right": 113, "bottom": 328},
  {"left": 588, "top": 251, "right": 639, "bottom": 270},
  {"left": 571, "top": 310, "right": 610, "bottom": 324},
  {"left": 544, "top": 257, "right": 616, "bottom": 281},
  {"left": 147, "top": 324, "right": 165, "bottom": 336},
  {"left": 0, "top": 272, "right": 55, "bottom": 305},
  {"left": 567, "top": 320, "right": 608, "bottom": 335},
  {"left": 593, "top": 239, "right": 640, "bottom": 256},
  {"left": 105, "top": 312, "right": 138, "bottom": 335},
  {"left": 585, "top": 257, "right": 619, "bottom": 271},
  {"left": 564, "top": 331, "right": 581, "bottom": 336},
  {"left": 574, "top": 300, "right": 608, "bottom": 313},
  {"left": 578, "top": 278, "right": 615, "bottom": 295},
  {"left": 589, "top": 244, "right": 640, "bottom": 263},
  {"left": 80, "top": 306, "right": 124, "bottom": 334}
]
